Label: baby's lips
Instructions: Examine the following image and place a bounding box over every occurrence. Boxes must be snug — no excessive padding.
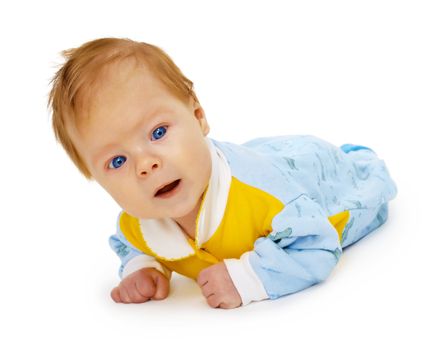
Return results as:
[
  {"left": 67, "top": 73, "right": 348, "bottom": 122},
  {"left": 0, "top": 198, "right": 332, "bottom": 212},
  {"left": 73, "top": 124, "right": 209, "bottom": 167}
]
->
[
  {"left": 154, "top": 179, "right": 181, "bottom": 196},
  {"left": 154, "top": 179, "right": 173, "bottom": 195}
]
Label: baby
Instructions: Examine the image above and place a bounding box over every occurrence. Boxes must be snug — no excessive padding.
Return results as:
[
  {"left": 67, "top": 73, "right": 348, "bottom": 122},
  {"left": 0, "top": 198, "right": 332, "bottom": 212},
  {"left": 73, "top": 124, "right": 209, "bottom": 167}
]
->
[{"left": 48, "top": 37, "right": 397, "bottom": 309}]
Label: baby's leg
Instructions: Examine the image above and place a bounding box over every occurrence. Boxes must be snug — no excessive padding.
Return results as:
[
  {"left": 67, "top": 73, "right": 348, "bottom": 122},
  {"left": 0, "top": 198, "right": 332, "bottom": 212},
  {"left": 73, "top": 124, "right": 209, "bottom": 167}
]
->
[
  {"left": 339, "top": 143, "right": 396, "bottom": 248},
  {"left": 341, "top": 202, "right": 389, "bottom": 248}
]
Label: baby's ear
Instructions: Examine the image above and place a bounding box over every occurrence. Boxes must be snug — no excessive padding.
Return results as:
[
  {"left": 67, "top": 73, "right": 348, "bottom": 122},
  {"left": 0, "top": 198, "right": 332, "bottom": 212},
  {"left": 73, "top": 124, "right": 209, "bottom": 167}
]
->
[
  {"left": 198, "top": 110, "right": 210, "bottom": 135},
  {"left": 201, "top": 120, "right": 210, "bottom": 136},
  {"left": 192, "top": 103, "right": 210, "bottom": 135},
  {"left": 193, "top": 104, "right": 204, "bottom": 119}
]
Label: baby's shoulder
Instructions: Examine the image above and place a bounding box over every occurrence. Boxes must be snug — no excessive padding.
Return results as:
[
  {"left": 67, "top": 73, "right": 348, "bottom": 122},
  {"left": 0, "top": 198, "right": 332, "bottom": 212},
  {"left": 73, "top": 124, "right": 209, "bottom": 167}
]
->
[{"left": 210, "top": 136, "right": 313, "bottom": 203}]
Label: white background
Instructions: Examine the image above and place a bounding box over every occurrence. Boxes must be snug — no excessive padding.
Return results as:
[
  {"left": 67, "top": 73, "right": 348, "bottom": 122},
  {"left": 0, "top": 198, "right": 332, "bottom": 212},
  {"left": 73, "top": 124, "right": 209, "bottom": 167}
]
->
[{"left": 0, "top": 0, "right": 440, "bottom": 349}]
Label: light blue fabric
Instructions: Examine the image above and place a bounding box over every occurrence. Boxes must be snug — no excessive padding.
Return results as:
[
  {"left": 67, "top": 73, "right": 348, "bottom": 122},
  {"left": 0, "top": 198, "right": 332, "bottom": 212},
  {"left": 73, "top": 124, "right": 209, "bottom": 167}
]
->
[
  {"left": 340, "top": 143, "right": 374, "bottom": 153},
  {"left": 248, "top": 196, "right": 343, "bottom": 299},
  {"left": 211, "top": 135, "right": 397, "bottom": 299},
  {"left": 109, "top": 212, "right": 144, "bottom": 278}
]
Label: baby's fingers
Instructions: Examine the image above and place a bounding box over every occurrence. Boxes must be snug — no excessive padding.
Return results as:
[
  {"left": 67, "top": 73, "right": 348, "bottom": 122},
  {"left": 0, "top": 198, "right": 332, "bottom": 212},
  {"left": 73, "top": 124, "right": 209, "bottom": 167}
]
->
[
  {"left": 118, "top": 283, "right": 133, "bottom": 303},
  {"left": 135, "top": 274, "right": 156, "bottom": 300},
  {"left": 111, "top": 287, "right": 122, "bottom": 303},
  {"left": 125, "top": 281, "right": 151, "bottom": 303},
  {"left": 152, "top": 272, "right": 170, "bottom": 300},
  {"left": 111, "top": 283, "right": 151, "bottom": 304}
]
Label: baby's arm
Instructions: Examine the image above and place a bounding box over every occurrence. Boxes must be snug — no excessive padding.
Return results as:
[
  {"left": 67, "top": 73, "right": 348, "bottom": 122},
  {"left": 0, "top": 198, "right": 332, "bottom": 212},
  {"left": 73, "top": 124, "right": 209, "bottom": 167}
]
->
[
  {"left": 109, "top": 228, "right": 172, "bottom": 280},
  {"left": 109, "top": 227, "right": 172, "bottom": 303},
  {"left": 199, "top": 195, "right": 342, "bottom": 308}
]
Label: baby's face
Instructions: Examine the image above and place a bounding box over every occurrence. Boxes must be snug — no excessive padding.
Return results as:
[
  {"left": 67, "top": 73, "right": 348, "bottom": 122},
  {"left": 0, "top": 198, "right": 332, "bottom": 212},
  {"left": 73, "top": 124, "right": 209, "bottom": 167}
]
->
[{"left": 68, "top": 60, "right": 211, "bottom": 220}]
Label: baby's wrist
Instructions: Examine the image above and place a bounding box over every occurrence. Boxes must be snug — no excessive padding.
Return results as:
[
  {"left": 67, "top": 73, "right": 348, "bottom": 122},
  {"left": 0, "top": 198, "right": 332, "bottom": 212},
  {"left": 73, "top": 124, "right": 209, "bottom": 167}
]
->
[{"left": 122, "top": 255, "right": 172, "bottom": 280}]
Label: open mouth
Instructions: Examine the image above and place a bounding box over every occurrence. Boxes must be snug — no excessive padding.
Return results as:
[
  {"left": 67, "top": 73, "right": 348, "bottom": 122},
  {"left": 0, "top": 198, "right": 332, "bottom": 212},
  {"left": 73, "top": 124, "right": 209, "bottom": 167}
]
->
[{"left": 155, "top": 179, "right": 181, "bottom": 197}]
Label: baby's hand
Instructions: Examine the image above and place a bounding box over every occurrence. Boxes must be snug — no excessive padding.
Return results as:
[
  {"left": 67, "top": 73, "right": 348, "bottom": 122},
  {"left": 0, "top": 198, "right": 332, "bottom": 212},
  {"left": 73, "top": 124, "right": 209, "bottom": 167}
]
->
[
  {"left": 111, "top": 267, "right": 169, "bottom": 304},
  {"left": 197, "top": 262, "right": 242, "bottom": 309}
]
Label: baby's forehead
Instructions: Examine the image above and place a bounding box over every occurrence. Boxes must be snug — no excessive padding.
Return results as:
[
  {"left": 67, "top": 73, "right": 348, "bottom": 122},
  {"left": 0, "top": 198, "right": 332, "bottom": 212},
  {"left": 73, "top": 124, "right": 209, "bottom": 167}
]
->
[
  {"left": 84, "top": 60, "right": 172, "bottom": 106},
  {"left": 95, "top": 57, "right": 161, "bottom": 90},
  {"left": 75, "top": 63, "right": 144, "bottom": 117},
  {"left": 74, "top": 96, "right": 169, "bottom": 143},
  {"left": 72, "top": 57, "right": 191, "bottom": 138}
]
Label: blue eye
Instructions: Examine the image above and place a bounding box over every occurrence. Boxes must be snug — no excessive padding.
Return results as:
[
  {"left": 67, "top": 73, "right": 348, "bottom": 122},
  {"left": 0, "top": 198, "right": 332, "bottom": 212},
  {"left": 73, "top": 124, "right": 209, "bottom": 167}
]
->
[
  {"left": 109, "top": 155, "right": 126, "bottom": 169},
  {"left": 151, "top": 126, "right": 168, "bottom": 140}
]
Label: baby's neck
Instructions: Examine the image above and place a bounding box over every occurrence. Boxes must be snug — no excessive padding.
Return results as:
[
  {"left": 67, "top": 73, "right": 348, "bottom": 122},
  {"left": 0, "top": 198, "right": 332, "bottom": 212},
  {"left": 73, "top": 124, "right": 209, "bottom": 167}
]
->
[
  {"left": 173, "top": 186, "right": 208, "bottom": 240},
  {"left": 173, "top": 197, "right": 203, "bottom": 241},
  {"left": 175, "top": 220, "right": 196, "bottom": 240}
]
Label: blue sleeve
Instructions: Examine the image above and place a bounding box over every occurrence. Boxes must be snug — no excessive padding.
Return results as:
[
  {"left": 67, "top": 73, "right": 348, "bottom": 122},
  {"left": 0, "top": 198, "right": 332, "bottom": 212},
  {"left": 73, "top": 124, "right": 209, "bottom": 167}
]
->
[
  {"left": 248, "top": 195, "right": 342, "bottom": 299},
  {"left": 108, "top": 214, "right": 145, "bottom": 279}
]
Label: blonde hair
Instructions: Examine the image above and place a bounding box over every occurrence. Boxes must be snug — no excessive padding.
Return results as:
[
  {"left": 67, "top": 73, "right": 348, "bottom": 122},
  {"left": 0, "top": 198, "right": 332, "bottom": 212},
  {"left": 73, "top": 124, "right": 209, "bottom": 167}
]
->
[{"left": 47, "top": 37, "right": 199, "bottom": 179}]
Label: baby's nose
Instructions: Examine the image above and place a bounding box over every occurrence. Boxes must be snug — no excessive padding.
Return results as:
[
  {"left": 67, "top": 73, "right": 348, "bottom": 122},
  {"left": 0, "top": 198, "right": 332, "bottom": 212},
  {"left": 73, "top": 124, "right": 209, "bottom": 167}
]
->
[{"left": 137, "top": 158, "right": 160, "bottom": 177}]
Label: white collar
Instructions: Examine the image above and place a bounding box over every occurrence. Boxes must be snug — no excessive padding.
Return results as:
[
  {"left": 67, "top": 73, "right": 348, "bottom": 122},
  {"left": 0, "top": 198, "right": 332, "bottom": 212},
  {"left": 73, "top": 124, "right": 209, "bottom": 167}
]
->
[{"left": 138, "top": 137, "right": 232, "bottom": 260}]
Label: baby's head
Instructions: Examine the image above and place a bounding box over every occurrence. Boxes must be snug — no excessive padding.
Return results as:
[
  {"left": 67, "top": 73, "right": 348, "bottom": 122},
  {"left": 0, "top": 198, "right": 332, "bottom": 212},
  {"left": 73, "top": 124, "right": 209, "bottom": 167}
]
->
[{"left": 48, "top": 38, "right": 212, "bottom": 220}]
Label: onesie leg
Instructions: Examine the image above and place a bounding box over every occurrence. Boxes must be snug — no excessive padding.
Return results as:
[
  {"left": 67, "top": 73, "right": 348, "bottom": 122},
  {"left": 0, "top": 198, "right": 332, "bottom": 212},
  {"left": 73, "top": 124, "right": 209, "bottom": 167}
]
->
[{"left": 341, "top": 203, "right": 389, "bottom": 248}]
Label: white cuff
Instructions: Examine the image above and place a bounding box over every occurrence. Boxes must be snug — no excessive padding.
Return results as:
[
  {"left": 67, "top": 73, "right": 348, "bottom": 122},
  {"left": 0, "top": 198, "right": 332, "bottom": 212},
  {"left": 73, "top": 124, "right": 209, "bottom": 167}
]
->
[
  {"left": 224, "top": 253, "right": 269, "bottom": 306},
  {"left": 122, "top": 255, "right": 172, "bottom": 280}
]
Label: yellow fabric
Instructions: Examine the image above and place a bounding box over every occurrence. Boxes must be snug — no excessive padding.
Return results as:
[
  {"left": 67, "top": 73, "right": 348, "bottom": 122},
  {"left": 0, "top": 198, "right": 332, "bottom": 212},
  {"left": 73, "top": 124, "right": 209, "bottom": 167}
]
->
[
  {"left": 328, "top": 210, "right": 350, "bottom": 242},
  {"left": 120, "top": 176, "right": 349, "bottom": 280}
]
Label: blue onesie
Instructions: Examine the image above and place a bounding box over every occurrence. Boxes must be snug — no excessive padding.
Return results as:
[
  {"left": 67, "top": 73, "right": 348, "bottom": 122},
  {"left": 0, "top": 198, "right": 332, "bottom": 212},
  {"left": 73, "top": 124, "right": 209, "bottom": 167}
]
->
[{"left": 109, "top": 135, "right": 397, "bottom": 305}]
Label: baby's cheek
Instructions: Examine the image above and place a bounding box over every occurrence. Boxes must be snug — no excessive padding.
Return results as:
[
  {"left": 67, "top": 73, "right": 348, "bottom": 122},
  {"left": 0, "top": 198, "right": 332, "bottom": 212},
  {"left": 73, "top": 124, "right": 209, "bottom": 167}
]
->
[
  {"left": 124, "top": 197, "right": 155, "bottom": 219},
  {"left": 106, "top": 187, "right": 136, "bottom": 211}
]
